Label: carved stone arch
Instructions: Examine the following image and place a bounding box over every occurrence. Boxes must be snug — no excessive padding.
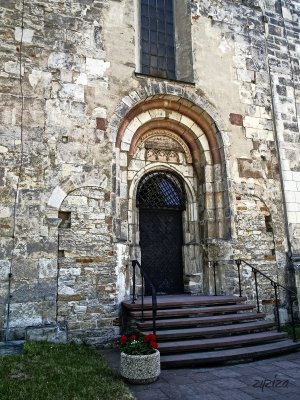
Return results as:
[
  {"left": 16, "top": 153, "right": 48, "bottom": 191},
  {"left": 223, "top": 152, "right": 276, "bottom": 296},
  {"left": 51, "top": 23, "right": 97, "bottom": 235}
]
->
[
  {"left": 111, "top": 86, "right": 232, "bottom": 294},
  {"left": 108, "top": 84, "right": 228, "bottom": 146},
  {"left": 47, "top": 176, "right": 108, "bottom": 211},
  {"left": 113, "top": 94, "right": 231, "bottom": 240},
  {"left": 128, "top": 120, "right": 210, "bottom": 167},
  {"left": 116, "top": 99, "right": 221, "bottom": 164}
]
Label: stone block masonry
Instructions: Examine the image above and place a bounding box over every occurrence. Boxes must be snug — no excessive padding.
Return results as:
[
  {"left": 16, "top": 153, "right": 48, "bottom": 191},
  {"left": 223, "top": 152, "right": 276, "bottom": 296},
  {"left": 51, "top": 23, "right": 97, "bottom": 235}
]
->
[
  {"left": 56, "top": 188, "right": 120, "bottom": 343},
  {"left": 0, "top": 0, "right": 300, "bottom": 343},
  {"left": 191, "top": 0, "right": 299, "bottom": 310},
  {"left": 0, "top": 0, "right": 118, "bottom": 342}
]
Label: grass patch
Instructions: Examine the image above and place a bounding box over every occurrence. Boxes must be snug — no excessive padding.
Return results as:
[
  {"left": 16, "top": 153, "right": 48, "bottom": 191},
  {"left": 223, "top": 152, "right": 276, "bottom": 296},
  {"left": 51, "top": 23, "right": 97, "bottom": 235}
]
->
[
  {"left": 0, "top": 341, "right": 134, "bottom": 400},
  {"left": 282, "top": 324, "right": 300, "bottom": 339}
]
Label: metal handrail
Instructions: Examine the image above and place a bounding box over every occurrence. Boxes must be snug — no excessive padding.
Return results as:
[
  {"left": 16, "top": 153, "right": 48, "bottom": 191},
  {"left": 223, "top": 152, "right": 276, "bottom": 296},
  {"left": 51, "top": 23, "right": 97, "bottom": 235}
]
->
[
  {"left": 131, "top": 260, "right": 157, "bottom": 334},
  {"left": 241, "top": 259, "right": 297, "bottom": 295},
  {"left": 209, "top": 258, "right": 297, "bottom": 342}
]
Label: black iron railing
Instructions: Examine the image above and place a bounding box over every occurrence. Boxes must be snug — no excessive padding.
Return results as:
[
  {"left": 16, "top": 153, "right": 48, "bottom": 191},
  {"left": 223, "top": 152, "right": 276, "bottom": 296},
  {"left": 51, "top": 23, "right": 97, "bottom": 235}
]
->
[
  {"left": 209, "top": 258, "right": 297, "bottom": 342},
  {"left": 131, "top": 260, "right": 157, "bottom": 334}
]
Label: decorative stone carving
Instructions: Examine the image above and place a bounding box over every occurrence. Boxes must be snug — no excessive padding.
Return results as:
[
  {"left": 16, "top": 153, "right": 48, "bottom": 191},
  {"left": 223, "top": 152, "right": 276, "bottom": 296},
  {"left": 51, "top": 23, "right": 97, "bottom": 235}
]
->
[
  {"left": 146, "top": 148, "right": 180, "bottom": 163},
  {"left": 137, "top": 130, "right": 192, "bottom": 164}
]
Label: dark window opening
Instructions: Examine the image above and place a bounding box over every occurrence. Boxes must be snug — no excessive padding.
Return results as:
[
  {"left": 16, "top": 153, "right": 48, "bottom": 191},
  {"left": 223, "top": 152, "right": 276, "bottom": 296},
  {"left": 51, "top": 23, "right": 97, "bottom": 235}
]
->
[
  {"left": 58, "top": 211, "right": 71, "bottom": 229},
  {"left": 58, "top": 250, "right": 65, "bottom": 258},
  {"left": 140, "top": 0, "right": 176, "bottom": 80},
  {"left": 265, "top": 215, "right": 273, "bottom": 233}
]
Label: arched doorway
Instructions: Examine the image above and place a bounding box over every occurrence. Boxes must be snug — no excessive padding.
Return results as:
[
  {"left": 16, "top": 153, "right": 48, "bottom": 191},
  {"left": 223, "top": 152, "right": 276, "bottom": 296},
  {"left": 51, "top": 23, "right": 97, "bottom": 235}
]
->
[
  {"left": 137, "top": 171, "right": 186, "bottom": 294},
  {"left": 113, "top": 91, "right": 231, "bottom": 296}
]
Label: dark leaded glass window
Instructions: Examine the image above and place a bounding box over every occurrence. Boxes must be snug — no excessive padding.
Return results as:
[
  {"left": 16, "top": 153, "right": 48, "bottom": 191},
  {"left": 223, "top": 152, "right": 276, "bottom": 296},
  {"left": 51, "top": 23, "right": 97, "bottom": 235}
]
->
[
  {"left": 140, "top": 0, "right": 176, "bottom": 80},
  {"left": 137, "top": 171, "right": 186, "bottom": 210}
]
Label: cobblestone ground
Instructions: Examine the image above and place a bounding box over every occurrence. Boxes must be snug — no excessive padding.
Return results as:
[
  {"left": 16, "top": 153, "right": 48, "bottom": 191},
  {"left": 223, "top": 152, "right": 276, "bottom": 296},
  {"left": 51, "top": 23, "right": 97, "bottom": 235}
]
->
[{"left": 101, "top": 349, "right": 300, "bottom": 400}]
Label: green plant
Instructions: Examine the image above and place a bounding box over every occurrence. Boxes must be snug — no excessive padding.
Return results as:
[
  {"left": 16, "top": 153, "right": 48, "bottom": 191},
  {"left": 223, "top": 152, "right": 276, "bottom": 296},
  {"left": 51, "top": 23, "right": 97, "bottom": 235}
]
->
[
  {"left": 282, "top": 323, "right": 300, "bottom": 339},
  {"left": 120, "top": 333, "right": 158, "bottom": 355}
]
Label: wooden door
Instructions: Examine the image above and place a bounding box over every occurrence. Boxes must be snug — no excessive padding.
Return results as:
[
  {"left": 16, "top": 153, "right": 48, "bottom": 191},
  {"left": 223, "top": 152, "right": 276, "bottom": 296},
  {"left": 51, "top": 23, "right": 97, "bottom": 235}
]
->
[{"left": 139, "top": 208, "right": 184, "bottom": 295}]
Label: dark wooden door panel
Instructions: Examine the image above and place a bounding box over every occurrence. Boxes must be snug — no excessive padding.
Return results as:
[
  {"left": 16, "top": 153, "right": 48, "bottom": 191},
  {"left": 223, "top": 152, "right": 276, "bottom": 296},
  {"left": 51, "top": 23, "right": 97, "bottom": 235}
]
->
[{"left": 140, "top": 209, "right": 183, "bottom": 295}]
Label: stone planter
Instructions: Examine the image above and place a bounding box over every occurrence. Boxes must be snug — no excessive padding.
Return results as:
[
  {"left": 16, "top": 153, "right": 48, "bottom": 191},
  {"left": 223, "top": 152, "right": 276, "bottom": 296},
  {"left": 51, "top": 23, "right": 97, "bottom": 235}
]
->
[{"left": 120, "top": 350, "right": 161, "bottom": 384}]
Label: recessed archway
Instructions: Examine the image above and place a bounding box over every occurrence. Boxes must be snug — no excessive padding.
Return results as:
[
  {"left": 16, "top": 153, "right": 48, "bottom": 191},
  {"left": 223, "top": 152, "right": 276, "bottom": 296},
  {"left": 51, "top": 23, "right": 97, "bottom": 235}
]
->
[{"left": 112, "top": 88, "right": 231, "bottom": 295}]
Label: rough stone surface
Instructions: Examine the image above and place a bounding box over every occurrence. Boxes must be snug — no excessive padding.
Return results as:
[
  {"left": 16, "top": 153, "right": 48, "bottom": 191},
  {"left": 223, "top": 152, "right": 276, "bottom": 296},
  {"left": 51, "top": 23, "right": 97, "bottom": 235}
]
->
[{"left": 0, "top": 0, "right": 300, "bottom": 342}]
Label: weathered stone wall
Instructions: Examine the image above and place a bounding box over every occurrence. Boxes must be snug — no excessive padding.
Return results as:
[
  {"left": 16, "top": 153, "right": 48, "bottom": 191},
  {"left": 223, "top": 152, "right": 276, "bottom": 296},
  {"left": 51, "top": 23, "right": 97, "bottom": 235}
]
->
[
  {"left": 0, "top": 0, "right": 123, "bottom": 340},
  {"left": 0, "top": 0, "right": 299, "bottom": 341},
  {"left": 191, "top": 0, "right": 300, "bottom": 312},
  {"left": 191, "top": 0, "right": 284, "bottom": 299},
  {"left": 57, "top": 187, "right": 122, "bottom": 344},
  {"left": 214, "top": 196, "right": 279, "bottom": 313},
  {"left": 265, "top": 0, "right": 300, "bottom": 253}
]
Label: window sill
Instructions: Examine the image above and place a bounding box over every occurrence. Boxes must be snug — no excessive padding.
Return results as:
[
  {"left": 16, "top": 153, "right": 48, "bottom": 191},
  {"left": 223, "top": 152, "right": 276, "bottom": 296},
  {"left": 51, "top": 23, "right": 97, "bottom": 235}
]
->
[{"left": 134, "top": 72, "right": 195, "bottom": 87}]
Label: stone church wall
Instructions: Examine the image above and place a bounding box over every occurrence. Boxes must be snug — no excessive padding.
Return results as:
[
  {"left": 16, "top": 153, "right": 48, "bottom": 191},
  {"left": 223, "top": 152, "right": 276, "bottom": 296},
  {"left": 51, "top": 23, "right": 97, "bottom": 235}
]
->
[{"left": 0, "top": 0, "right": 299, "bottom": 341}]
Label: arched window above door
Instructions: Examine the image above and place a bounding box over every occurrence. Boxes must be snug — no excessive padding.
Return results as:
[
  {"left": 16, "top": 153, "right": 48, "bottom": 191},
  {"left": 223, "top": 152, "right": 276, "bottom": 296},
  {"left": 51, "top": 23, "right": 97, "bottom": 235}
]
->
[{"left": 137, "top": 171, "right": 186, "bottom": 210}]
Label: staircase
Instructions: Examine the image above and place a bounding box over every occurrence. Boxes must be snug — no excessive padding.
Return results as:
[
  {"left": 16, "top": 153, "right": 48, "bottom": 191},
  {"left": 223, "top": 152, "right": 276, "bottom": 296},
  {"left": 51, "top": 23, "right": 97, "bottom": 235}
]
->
[{"left": 122, "top": 294, "right": 300, "bottom": 368}]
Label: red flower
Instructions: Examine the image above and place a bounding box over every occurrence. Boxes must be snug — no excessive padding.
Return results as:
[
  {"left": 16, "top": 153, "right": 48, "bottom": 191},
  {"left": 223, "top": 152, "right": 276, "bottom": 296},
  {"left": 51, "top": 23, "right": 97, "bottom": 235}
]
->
[
  {"left": 149, "top": 341, "right": 158, "bottom": 349},
  {"left": 144, "top": 333, "right": 157, "bottom": 342},
  {"left": 130, "top": 335, "right": 137, "bottom": 341},
  {"left": 144, "top": 334, "right": 151, "bottom": 342},
  {"left": 120, "top": 335, "right": 127, "bottom": 344},
  {"left": 149, "top": 333, "right": 157, "bottom": 341}
]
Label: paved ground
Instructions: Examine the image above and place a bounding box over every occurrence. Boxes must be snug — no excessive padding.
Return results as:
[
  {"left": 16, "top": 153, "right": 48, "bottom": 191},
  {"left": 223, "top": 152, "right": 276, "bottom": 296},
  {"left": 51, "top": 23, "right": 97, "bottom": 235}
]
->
[{"left": 101, "top": 349, "right": 300, "bottom": 400}]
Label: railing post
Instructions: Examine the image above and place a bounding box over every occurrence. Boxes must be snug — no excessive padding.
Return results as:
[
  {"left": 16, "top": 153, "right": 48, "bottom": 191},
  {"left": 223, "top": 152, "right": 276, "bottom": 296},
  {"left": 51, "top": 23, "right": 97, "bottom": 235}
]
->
[
  {"left": 273, "top": 282, "right": 281, "bottom": 332},
  {"left": 253, "top": 269, "right": 260, "bottom": 313},
  {"left": 235, "top": 259, "right": 242, "bottom": 297},
  {"left": 131, "top": 259, "right": 157, "bottom": 336},
  {"left": 152, "top": 285, "right": 157, "bottom": 335},
  {"left": 213, "top": 261, "right": 218, "bottom": 296},
  {"left": 235, "top": 259, "right": 298, "bottom": 342},
  {"left": 132, "top": 260, "right": 136, "bottom": 304},
  {"left": 141, "top": 272, "right": 144, "bottom": 322},
  {"left": 288, "top": 291, "right": 297, "bottom": 342}
]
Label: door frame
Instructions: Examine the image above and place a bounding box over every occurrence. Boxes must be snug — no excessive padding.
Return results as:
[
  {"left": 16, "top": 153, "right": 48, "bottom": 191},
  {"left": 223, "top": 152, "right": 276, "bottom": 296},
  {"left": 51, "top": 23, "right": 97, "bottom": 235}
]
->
[{"left": 128, "top": 165, "right": 203, "bottom": 295}]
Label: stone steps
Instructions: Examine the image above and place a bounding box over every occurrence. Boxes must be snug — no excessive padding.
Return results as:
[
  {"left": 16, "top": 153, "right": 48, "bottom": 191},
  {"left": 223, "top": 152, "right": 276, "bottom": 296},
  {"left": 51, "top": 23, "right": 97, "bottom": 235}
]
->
[
  {"left": 123, "top": 295, "right": 247, "bottom": 310},
  {"left": 157, "top": 331, "right": 288, "bottom": 353},
  {"left": 129, "top": 304, "right": 255, "bottom": 319},
  {"left": 160, "top": 340, "right": 300, "bottom": 368},
  {"left": 141, "top": 320, "right": 276, "bottom": 340},
  {"left": 136, "top": 312, "right": 266, "bottom": 330},
  {"left": 122, "top": 295, "right": 300, "bottom": 367}
]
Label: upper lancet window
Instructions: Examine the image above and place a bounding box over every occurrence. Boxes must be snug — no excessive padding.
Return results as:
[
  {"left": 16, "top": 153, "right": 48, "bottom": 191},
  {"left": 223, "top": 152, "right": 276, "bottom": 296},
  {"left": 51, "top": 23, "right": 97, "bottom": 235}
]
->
[
  {"left": 140, "top": 0, "right": 176, "bottom": 79},
  {"left": 138, "top": 0, "right": 194, "bottom": 83}
]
